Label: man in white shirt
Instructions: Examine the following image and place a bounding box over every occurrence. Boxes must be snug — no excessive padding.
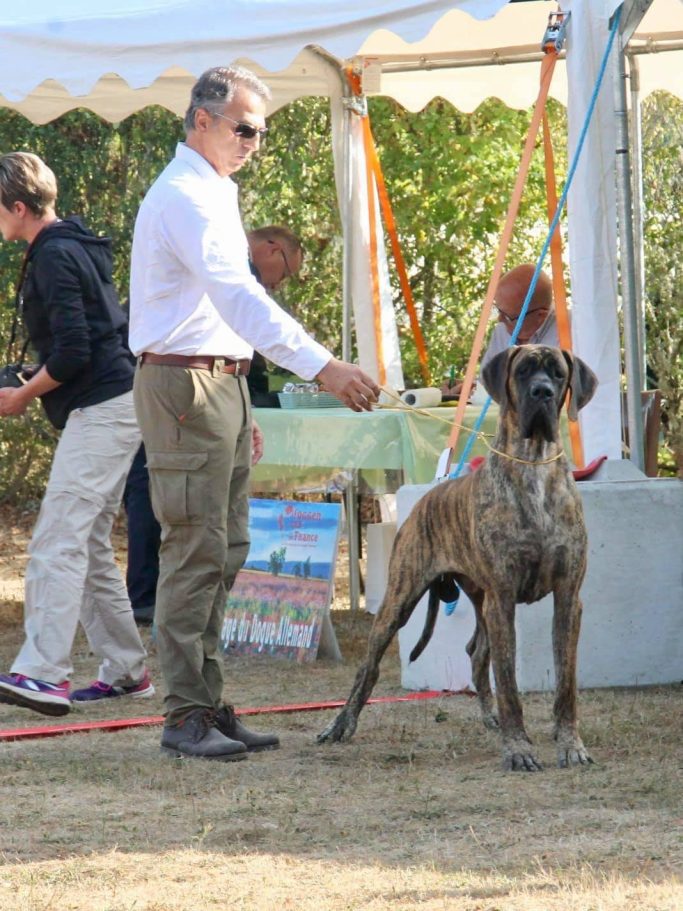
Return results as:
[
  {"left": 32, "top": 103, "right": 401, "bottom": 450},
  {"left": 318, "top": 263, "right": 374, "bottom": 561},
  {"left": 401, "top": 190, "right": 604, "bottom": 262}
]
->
[
  {"left": 129, "top": 65, "right": 379, "bottom": 761},
  {"left": 481, "top": 264, "right": 560, "bottom": 369}
]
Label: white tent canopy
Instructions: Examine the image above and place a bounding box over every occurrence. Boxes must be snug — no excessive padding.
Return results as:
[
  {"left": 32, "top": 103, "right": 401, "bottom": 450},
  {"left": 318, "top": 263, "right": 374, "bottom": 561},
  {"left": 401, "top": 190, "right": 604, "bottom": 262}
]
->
[
  {"left": 361, "top": 0, "right": 682, "bottom": 112},
  {"left": 0, "top": 0, "right": 681, "bottom": 468},
  {"left": 1, "top": 1, "right": 679, "bottom": 123},
  {"left": 0, "top": 0, "right": 506, "bottom": 122}
]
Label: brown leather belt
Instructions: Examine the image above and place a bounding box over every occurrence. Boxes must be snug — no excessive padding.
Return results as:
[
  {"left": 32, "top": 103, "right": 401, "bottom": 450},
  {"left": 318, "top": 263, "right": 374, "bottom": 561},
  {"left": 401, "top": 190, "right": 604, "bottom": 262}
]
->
[{"left": 140, "top": 352, "right": 251, "bottom": 376}]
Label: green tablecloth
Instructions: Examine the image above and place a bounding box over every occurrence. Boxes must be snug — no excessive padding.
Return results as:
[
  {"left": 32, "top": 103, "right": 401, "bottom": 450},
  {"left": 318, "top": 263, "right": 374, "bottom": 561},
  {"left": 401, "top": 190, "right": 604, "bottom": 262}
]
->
[{"left": 251, "top": 404, "right": 497, "bottom": 493}]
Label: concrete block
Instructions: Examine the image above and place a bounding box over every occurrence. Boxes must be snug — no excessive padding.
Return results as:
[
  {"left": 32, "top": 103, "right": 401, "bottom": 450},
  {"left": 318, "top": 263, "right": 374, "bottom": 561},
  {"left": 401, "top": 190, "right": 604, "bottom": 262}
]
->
[
  {"left": 397, "top": 475, "right": 683, "bottom": 692},
  {"left": 365, "top": 522, "right": 396, "bottom": 614}
]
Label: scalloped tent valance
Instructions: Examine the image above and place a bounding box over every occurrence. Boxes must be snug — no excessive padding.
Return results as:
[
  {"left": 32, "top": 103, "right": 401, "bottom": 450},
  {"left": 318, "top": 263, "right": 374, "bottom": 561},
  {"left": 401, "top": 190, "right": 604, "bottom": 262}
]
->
[
  {"left": 0, "top": 0, "right": 680, "bottom": 124},
  {"left": 0, "top": 0, "right": 504, "bottom": 123}
]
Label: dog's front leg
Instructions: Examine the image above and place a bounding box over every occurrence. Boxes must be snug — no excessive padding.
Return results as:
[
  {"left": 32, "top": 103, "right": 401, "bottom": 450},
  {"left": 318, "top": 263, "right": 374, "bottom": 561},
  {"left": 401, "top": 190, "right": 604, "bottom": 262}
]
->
[
  {"left": 484, "top": 592, "right": 542, "bottom": 771},
  {"left": 318, "top": 519, "right": 435, "bottom": 745},
  {"left": 316, "top": 588, "right": 422, "bottom": 744},
  {"left": 552, "top": 584, "right": 593, "bottom": 768}
]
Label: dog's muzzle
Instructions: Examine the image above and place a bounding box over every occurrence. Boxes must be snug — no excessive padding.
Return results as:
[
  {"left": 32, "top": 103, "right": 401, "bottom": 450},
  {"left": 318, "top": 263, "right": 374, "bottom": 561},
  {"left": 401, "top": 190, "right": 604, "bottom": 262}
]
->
[{"left": 521, "top": 377, "right": 560, "bottom": 441}]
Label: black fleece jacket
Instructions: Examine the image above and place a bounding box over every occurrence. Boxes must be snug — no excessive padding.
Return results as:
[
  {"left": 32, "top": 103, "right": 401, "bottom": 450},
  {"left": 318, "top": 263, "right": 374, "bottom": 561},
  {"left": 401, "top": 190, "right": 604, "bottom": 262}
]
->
[{"left": 21, "top": 216, "right": 134, "bottom": 429}]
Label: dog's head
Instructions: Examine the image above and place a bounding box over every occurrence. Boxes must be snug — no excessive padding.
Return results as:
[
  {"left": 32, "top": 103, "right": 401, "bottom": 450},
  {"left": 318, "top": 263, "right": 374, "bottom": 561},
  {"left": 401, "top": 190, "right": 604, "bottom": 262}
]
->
[{"left": 481, "top": 346, "right": 598, "bottom": 441}]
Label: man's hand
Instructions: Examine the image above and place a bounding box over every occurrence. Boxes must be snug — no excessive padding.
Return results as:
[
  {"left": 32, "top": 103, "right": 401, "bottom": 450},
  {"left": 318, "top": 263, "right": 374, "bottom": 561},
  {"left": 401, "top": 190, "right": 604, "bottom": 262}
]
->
[
  {"left": 0, "top": 386, "right": 29, "bottom": 417},
  {"left": 316, "top": 358, "right": 380, "bottom": 413},
  {"left": 439, "top": 378, "right": 468, "bottom": 398},
  {"left": 251, "top": 420, "right": 264, "bottom": 465}
]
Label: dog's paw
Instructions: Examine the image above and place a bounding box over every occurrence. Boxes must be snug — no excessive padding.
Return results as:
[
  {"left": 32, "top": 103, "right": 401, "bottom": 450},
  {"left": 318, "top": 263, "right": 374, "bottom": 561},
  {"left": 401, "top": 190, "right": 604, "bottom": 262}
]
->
[
  {"left": 502, "top": 738, "right": 543, "bottom": 772},
  {"left": 555, "top": 730, "right": 594, "bottom": 768},
  {"left": 317, "top": 711, "right": 357, "bottom": 744},
  {"left": 557, "top": 742, "right": 594, "bottom": 769}
]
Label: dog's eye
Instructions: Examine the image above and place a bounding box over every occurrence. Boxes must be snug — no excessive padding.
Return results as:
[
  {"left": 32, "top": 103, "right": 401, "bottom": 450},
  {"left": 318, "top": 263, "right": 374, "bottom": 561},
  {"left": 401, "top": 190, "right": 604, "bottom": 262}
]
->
[{"left": 542, "top": 359, "right": 565, "bottom": 381}]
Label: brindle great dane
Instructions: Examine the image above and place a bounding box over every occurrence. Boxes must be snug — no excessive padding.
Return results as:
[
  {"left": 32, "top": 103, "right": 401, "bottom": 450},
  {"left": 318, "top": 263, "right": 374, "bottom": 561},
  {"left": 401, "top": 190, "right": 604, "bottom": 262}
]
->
[{"left": 318, "top": 345, "right": 598, "bottom": 771}]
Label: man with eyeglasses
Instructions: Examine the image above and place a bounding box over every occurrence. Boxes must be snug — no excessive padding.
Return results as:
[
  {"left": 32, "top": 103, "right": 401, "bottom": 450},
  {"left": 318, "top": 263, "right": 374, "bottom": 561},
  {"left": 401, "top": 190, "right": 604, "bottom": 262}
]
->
[
  {"left": 129, "top": 65, "right": 379, "bottom": 762},
  {"left": 247, "top": 225, "right": 302, "bottom": 294},
  {"left": 246, "top": 225, "right": 304, "bottom": 408},
  {"left": 481, "top": 264, "right": 560, "bottom": 369}
]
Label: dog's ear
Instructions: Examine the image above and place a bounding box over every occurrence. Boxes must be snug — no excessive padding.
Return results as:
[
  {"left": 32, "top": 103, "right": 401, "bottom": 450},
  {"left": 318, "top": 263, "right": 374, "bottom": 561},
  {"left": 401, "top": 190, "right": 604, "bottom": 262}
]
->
[
  {"left": 561, "top": 351, "right": 598, "bottom": 419},
  {"left": 481, "top": 348, "right": 516, "bottom": 408}
]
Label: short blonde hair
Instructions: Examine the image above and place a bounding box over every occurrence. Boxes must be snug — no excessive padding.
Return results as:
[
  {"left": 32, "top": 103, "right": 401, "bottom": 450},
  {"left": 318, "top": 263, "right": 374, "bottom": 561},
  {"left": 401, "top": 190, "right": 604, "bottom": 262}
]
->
[{"left": 0, "top": 152, "right": 58, "bottom": 217}]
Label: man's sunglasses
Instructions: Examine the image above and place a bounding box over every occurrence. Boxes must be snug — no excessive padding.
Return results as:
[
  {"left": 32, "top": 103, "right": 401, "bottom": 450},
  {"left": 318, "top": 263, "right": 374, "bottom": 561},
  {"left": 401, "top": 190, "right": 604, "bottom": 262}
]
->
[
  {"left": 496, "top": 306, "right": 549, "bottom": 325},
  {"left": 213, "top": 112, "right": 268, "bottom": 140}
]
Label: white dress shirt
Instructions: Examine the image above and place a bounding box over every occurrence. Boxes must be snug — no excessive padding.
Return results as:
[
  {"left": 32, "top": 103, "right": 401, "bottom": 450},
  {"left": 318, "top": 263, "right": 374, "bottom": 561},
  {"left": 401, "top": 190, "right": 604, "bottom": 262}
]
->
[
  {"left": 481, "top": 311, "right": 560, "bottom": 369},
  {"left": 129, "top": 143, "right": 331, "bottom": 380}
]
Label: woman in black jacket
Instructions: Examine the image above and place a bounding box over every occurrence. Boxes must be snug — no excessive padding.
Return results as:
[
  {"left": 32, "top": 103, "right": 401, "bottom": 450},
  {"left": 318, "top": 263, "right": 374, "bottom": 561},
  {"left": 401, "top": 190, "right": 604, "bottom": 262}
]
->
[{"left": 0, "top": 152, "right": 153, "bottom": 716}]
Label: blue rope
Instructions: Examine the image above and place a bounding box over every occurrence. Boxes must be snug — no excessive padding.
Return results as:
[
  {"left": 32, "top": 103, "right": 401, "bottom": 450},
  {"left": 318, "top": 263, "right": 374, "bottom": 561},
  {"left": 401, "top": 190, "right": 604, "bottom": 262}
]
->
[
  {"left": 442, "top": 6, "right": 622, "bottom": 617},
  {"left": 447, "top": 4, "right": 622, "bottom": 484}
]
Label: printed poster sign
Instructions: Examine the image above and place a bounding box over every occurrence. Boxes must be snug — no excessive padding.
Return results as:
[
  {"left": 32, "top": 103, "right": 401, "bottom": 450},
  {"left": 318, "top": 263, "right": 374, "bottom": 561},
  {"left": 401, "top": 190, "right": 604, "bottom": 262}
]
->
[{"left": 221, "top": 498, "right": 342, "bottom": 663}]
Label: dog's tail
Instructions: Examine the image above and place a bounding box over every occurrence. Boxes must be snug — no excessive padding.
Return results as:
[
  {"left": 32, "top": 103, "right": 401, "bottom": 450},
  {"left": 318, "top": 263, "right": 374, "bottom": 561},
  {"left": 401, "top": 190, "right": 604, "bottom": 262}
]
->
[{"left": 409, "top": 574, "right": 459, "bottom": 662}]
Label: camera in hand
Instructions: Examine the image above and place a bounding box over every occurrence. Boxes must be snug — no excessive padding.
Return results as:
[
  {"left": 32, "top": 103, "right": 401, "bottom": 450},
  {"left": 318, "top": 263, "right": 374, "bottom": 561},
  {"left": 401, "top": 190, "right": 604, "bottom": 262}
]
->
[{"left": 0, "top": 364, "right": 36, "bottom": 388}]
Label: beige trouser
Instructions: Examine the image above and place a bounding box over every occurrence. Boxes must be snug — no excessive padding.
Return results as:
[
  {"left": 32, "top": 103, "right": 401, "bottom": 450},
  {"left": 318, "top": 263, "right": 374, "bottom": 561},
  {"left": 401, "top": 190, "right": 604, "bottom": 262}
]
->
[
  {"left": 133, "top": 361, "right": 252, "bottom": 725},
  {"left": 12, "top": 391, "right": 147, "bottom": 685}
]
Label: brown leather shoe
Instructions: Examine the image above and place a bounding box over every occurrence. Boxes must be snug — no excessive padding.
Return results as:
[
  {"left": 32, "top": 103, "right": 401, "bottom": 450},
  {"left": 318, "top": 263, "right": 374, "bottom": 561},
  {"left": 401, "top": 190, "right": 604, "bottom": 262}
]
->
[
  {"left": 161, "top": 708, "right": 248, "bottom": 761},
  {"left": 213, "top": 704, "right": 280, "bottom": 752}
]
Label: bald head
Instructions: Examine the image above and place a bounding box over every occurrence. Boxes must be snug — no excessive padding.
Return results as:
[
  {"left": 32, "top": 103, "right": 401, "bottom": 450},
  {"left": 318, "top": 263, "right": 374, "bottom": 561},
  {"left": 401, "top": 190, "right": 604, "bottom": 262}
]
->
[{"left": 494, "top": 265, "right": 553, "bottom": 342}]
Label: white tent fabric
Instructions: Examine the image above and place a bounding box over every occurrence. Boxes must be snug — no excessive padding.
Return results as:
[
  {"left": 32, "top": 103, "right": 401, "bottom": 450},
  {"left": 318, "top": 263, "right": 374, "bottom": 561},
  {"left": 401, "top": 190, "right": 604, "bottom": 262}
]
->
[
  {"left": 345, "top": 119, "right": 406, "bottom": 392},
  {"left": 360, "top": 0, "right": 682, "bottom": 112},
  {"left": 564, "top": 0, "right": 622, "bottom": 461},
  {"left": 0, "top": 1, "right": 679, "bottom": 123},
  {"left": 0, "top": 0, "right": 507, "bottom": 120},
  {"left": 329, "top": 94, "right": 405, "bottom": 392}
]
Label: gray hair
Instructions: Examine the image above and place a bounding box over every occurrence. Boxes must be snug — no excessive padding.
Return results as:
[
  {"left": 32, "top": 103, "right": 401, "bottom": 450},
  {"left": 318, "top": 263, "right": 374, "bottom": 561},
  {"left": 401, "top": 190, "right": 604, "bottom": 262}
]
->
[{"left": 184, "top": 65, "right": 271, "bottom": 133}]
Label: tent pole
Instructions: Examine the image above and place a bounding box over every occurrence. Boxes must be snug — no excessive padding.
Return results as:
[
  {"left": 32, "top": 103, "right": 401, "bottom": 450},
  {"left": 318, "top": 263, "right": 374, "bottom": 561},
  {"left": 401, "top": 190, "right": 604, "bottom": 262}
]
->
[
  {"left": 342, "top": 89, "right": 353, "bottom": 363},
  {"left": 341, "top": 81, "right": 362, "bottom": 612},
  {"left": 309, "top": 46, "right": 353, "bottom": 363},
  {"left": 617, "top": 0, "right": 656, "bottom": 44},
  {"left": 309, "top": 48, "right": 362, "bottom": 610},
  {"left": 613, "top": 37, "right": 645, "bottom": 471},
  {"left": 627, "top": 53, "right": 647, "bottom": 379}
]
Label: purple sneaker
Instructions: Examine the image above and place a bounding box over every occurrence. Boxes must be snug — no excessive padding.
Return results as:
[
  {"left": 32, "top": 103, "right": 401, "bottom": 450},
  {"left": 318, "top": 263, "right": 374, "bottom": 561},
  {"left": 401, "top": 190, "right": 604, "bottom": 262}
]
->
[
  {"left": 71, "top": 670, "right": 155, "bottom": 702},
  {"left": 0, "top": 673, "right": 71, "bottom": 717}
]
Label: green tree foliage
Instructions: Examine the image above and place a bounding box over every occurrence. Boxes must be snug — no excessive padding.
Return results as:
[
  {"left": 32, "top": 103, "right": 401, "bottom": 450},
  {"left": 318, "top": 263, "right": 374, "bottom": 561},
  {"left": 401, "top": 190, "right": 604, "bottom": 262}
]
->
[
  {"left": 641, "top": 93, "right": 683, "bottom": 475},
  {"left": 0, "top": 92, "right": 680, "bottom": 502}
]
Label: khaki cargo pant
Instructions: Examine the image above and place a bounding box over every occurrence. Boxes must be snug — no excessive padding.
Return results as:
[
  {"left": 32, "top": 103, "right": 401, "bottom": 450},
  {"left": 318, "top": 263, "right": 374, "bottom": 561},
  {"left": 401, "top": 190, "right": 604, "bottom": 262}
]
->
[{"left": 133, "top": 361, "right": 252, "bottom": 725}]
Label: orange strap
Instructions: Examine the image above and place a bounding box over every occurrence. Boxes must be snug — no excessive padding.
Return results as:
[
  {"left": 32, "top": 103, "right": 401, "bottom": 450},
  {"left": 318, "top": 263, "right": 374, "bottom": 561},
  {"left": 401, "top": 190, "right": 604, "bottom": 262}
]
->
[
  {"left": 348, "top": 67, "right": 430, "bottom": 387},
  {"left": 542, "top": 111, "right": 585, "bottom": 468},
  {"left": 364, "top": 123, "right": 431, "bottom": 385},
  {"left": 446, "top": 50, "right": 559, "bottom": 463},
  {"left": 360, "top": 115, "right": 387, "bottom": 386}
]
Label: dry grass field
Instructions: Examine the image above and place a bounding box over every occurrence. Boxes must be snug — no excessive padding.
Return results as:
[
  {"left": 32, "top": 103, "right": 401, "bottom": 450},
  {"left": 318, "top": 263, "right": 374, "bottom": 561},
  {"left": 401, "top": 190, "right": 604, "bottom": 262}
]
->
[{"left": 0, "top": 505, "right": 681, "bottom": 910}]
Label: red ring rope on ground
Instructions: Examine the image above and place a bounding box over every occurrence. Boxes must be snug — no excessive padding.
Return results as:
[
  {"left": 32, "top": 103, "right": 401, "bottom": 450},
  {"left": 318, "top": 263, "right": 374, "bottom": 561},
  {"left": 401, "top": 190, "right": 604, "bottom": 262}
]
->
[{"left": 0, "top": 689, "right": 473, "bottom": 742}]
